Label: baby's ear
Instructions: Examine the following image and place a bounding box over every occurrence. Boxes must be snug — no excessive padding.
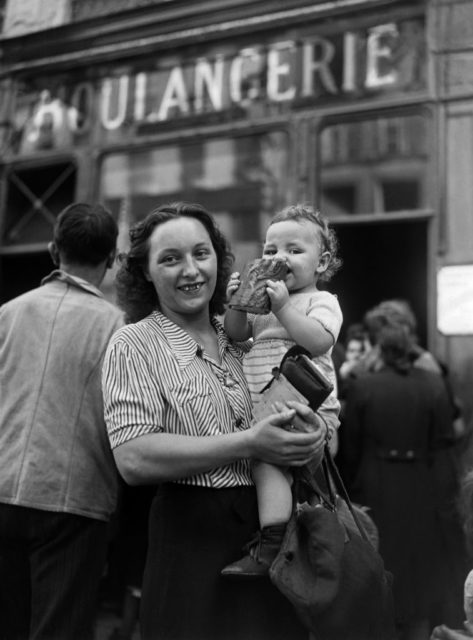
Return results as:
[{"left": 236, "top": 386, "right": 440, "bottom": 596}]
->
[{"left": 316, "top": 251, "right": 331, "bottom": 274}]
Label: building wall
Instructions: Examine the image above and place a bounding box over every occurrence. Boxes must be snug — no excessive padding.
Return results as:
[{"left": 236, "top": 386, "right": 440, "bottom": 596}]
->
[
  {"left": 70, "top": 0, "right": 169, "bottom": 22},
  {"left": 3, "top": 0, "right": 70, "bottom": 36},
  {"left": 1, "top": 0, "right": 473, "bottom": 430},
  {"left": 429, "top": 0, "right": 473, "bottom": 431}
]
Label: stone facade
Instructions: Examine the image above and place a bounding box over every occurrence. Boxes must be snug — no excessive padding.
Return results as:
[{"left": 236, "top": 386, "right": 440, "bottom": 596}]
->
[
  {"left": 3, "top": 0, "right": 70, "bottom": 36},
  {"left": 71, "top": 0, "right": 171, "bottom": 22},
  {"left": 431, "top": 0, "right": 473, "bottom": 96}
]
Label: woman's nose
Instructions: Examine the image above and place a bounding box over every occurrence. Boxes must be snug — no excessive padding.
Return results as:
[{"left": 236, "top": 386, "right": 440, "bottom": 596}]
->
[{"left": 182, "top": 256, "right": 199, "bottom": 276}]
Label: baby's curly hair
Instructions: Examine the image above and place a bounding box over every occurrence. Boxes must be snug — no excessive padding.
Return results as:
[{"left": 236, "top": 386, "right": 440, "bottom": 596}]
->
[
  {"left": 268, "top": 204, "right": 342, "bottom": 282},
  {"left": 115, "top": 202, "right": 234, "bottom": 324}
]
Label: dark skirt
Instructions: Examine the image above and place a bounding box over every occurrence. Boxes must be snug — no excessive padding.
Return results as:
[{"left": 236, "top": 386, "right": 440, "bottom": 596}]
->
[{"left": 140, "top": 483, "right": 307, "bottom": 640}]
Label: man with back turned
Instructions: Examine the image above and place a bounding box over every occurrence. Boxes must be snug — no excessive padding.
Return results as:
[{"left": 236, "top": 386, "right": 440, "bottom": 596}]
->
[{"left": 0, "top": 202, "right": 123, "bottom": 640}]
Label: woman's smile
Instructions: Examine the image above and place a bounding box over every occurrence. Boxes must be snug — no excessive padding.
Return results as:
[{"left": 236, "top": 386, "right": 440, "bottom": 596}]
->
[{"left": 178, "top": 282, "right": 204, "bottom": 293}]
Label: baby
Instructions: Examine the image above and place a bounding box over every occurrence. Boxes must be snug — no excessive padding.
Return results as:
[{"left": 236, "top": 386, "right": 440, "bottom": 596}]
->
[{"left": 222, "top": 203, "right": 343, "bottom": 577}]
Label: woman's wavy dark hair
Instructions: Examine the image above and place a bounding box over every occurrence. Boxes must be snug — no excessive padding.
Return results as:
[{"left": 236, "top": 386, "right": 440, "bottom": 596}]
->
[
  {"left": 377, "top": 323, "right": 413, "bottom": 374},
  {"left": 115, "top": 202, "right": 234, "bottom": 323},
  {"left": 363, "top": 299, "right": 419, "bottom": 348}
]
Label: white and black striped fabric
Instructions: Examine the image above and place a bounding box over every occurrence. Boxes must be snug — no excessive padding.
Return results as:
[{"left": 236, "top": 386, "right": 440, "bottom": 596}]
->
[{"left": 102, "top": 311, "right": 254, "bottom": 488}]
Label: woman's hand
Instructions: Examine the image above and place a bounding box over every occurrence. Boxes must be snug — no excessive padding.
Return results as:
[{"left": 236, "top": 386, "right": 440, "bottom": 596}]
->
[
  {"left": 226, "top": 271, "right": 241, "bottom": 302},
  {"left": 431, "top": 623, "right": 473, "bottom": 639},
  {"left": 248, "top": 402, "right": 325, "bottom": 467}
]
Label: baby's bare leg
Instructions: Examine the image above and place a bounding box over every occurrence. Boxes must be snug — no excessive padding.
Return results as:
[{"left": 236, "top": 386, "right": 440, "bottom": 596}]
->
[{"left": 251, "top": 460, "right": 292, "bottom": 528}]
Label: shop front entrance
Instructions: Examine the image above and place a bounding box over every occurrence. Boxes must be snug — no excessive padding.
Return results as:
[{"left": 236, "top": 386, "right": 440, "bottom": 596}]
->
[{"left": 329, "top": 218, "right": 430, "bottom": 348}]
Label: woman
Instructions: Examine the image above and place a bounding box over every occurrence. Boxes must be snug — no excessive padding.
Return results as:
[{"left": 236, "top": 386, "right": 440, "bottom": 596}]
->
[
  {"left": 102, "top": 202, "right": 327, "bottom": 640},
  {"left": 343, "top": 323, "right": 456, "bottom": 640}
]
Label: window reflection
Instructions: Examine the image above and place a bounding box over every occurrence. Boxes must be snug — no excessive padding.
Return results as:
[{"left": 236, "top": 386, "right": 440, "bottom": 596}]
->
[
  {"left": 100, "top": 131, "right": 288, "bottom": 268},
  {"left": 318, "top": 114, "right": 430, "bottom": 216}
]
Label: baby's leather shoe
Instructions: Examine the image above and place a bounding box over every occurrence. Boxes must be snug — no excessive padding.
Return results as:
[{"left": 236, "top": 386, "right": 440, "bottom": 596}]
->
[{"left": 221, "top": 523, "right": 286, "bottom": 578}]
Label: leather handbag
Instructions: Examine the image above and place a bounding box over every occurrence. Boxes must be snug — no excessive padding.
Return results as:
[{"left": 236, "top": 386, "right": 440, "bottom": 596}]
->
[
  {"left": 269, "top": 448, "right": 396, "bottom": 640},
  {"left": 279, "top": 345, "right": 334, "bottom": 412}
]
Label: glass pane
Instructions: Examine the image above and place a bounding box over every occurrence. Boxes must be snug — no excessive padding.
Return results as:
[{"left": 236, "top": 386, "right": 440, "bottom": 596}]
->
[
  {"left": 318, "top": 113, "right": 430, "bottom": 216},
  {"left": 100, "top": 131, "right": 289, "bottom": 267},
  {"left": 382, "top": 180, "right": 420, "bottom": 212},
  {"left": 320, "top": 185, "right": 357, "bottom": 216},
  {"left": 2, "top": 163, "right": 76, "bottom": 246}
]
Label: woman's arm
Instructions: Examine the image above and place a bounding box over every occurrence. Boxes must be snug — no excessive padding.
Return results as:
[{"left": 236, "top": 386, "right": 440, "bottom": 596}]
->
[{"left": 114, "top": 403, "right": 323, "bottom": 485}]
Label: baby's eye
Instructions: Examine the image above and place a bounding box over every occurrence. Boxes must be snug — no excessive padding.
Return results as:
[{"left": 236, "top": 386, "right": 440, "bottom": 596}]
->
[{"left": 263, "top": 247, "right": 276, "bottom": 256}]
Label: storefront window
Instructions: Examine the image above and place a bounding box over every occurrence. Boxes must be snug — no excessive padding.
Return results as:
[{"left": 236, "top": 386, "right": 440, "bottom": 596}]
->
[
  {"left": 0, "top": 161, "right": 76, "bottom": 302},
  {"left": 100, "top": 130, "right": 289, "bottom": 267},
  {"left": 318, "top": 113, "right": 431, "bottom": 216},
  {"left": 1, "top": 161, "right": 76, "bottom": 247}
]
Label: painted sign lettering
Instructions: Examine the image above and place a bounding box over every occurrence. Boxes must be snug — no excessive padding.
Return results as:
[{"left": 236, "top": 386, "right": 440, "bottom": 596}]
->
[{"left": 9, "top": 18, "right": 425, "bottom": 154}]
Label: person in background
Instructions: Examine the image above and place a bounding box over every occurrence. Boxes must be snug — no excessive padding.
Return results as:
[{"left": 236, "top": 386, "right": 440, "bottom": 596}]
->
[
  {"left": 337, "top": 321, "right": 367, "bottom": 407},
  {"left": 222, "top": 204, "right": 342, "bottom": 577},
  {"left": 430, "top": 468, "right": 473, "bottom": 639},
  {"left": 361, "top": 299, "right": 465, "bottom": 437},
  {"left": 360, "top": 299, "right": 468, "bottom": 627},
  {"left": 102, "top": 201, "right": 323, "bottom": 640},
  {"left": 343, "top": 322, "right": 459, "bottom": 640},
  {"left": 0, "top": 203, "right": 123, "bottom": 640},
  {"left": 338, "top": 323, "right": 367, "bottom": 383},
  {"left": 335, "top": 322, "right": 367, "bottom": 482}
]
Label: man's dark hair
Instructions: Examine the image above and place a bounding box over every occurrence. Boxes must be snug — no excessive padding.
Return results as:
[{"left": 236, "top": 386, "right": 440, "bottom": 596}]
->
[
  {"left": 53, "top": 203, "right": 118, "bottom": 266},
  {"left": 116, "top": 201, "right": 234, "bottom": 323}
]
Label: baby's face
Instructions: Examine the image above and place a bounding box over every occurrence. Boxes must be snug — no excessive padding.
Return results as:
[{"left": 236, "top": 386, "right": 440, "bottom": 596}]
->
[{"left": 262, "top": 219, "right": 329, "bottom": 293}]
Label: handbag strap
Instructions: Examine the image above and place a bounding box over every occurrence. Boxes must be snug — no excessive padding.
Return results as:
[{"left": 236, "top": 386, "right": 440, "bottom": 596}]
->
[
  {"left": 296, "top": 465, "right": 336, "bottom": 511},
  {"left": 295, "top": 447, "right": 372, "bottom": 545},
  {"left": 322, "top": 445, "right": 372, "bottom": 544}
]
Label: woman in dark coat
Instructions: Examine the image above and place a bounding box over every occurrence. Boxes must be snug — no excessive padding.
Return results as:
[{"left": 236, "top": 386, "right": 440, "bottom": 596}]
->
[{"left": 343, "top": 324, "right": 456, "bottom": 640}]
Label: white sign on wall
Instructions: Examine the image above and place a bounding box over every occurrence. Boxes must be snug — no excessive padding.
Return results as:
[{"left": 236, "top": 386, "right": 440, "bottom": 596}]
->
[{"left": 437, "top": 264, "right": 473, "bottom": 335}]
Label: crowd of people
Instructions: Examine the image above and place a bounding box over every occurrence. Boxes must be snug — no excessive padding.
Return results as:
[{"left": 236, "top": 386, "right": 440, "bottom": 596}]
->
[{"left": 0, "top": 199, "right": 471, "bottom": 640}]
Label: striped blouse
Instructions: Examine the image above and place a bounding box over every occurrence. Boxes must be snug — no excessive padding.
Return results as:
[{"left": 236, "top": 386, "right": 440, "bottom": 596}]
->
[{"left": 102, "top": 311, "right": 254, "bottom": 488}]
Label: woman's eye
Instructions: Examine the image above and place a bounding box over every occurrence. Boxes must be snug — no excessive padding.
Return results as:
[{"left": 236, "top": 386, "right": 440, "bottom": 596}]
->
[
  {"left": 162, "top": 255, "right": 178, "bottom": 264},
  {"left": 195, "top": 249, "right": 210, "bottom": 259}
]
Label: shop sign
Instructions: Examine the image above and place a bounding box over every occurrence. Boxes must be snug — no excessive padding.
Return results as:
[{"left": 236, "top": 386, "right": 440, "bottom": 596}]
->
[
  {"left": 437, "top": 265, "right": 473, "bottom": 335},
  {"left": 7, "top": 17, "right": 425, "bottom": 154}
]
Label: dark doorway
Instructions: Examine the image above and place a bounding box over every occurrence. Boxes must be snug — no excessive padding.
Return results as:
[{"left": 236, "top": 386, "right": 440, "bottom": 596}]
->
[
  {"left": 328, "top": 218, "right": 429, "bottom": 348},
  {"left": 0, "top": 251, "right": 54, "bottom": 303}
]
